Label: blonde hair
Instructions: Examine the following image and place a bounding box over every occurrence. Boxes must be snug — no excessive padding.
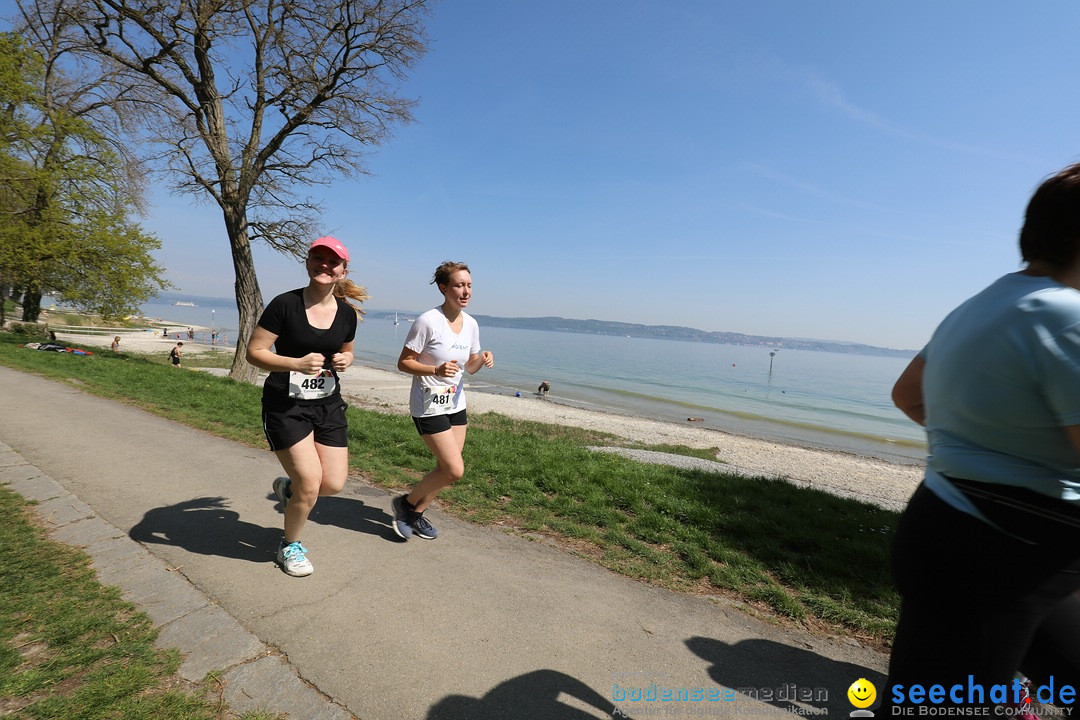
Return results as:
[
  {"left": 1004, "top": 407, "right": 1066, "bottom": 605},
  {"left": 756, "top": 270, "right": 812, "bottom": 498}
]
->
[{"left": 334, "top": 277, "right": 369, "bottom": 317}]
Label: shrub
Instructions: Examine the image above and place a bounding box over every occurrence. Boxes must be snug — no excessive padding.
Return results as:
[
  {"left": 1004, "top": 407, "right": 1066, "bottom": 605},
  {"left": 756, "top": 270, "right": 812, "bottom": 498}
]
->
[{"left": 6, "top": 321, "right": 49, "bottom": 339}]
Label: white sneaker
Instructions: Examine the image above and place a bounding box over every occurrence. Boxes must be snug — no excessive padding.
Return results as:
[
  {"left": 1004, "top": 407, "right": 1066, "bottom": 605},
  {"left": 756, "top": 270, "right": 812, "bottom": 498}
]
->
[{"left": 276, "top": 541, "right": 313, "bottom": 577}]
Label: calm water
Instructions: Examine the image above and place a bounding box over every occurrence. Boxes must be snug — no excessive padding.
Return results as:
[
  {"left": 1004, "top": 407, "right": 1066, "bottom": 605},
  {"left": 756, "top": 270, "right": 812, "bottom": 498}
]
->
[
  {"left": 140, "top": 301, "right": 926, "bottom": 464},
  {"left": 358, "top": 317, "right": 926, "bottom": 465}
]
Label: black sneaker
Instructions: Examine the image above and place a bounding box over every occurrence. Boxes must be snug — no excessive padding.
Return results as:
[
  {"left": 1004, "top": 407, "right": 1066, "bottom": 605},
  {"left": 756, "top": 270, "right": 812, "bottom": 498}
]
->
[
  {"left": 273, "top": 477, "right": 291, "bottom": 511},
  {"left": 412, "top": 513, "right": 439, "bottom": 540},
  {"left": 391, "top": 494, "right": 414, "bottom": 540}
]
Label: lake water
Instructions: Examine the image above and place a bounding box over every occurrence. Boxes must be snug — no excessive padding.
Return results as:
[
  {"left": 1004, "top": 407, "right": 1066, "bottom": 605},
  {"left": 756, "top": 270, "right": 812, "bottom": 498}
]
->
[{"left": 140, "top": 300, "right": 926, "bottom": 464}]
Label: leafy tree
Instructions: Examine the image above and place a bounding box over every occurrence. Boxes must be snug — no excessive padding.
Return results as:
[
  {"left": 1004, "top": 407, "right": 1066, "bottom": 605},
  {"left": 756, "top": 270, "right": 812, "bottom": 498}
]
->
[
  {"left": 44, "top": 0, "right": 431, "bottom": 382},
  {"left": 0, "top": 32, "right": 44, "bottom": 326},
  {"left": 0, "top": 20, "right": 167, "bottom": 324}
]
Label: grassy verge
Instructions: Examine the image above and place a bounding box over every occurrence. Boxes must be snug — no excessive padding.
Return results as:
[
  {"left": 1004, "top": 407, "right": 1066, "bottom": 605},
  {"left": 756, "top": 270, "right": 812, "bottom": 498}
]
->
[
  {"left": 0, "top": 333, "right": 900, "bottom": 648},
  {"left": 0, "top": 484, "right": 280, "bottom": 719}
]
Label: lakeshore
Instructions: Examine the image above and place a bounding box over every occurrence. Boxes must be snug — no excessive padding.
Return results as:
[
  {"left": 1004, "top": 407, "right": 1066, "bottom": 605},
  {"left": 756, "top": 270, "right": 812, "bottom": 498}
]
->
[{"left": 56, "top": 327, "right": 925, "bottom": 512}]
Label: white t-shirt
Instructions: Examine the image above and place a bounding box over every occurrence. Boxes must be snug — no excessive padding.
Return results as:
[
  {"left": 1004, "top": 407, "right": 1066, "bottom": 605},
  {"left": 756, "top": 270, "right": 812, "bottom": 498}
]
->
[{"left": 404, "top": 307, "right": 481, "bottom": 417}]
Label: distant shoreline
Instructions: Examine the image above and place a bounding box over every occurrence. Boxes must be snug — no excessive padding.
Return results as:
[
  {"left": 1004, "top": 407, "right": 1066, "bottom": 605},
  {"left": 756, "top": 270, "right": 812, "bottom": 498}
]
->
[{"left": 149, "top": 292, "right": 917, "bottom": 358}]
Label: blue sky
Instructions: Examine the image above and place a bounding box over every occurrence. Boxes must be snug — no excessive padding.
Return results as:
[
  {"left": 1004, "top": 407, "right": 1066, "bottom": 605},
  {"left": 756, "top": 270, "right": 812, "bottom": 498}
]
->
[{"left": 8, "top": 2, "right": 1080, "bottom": 350}]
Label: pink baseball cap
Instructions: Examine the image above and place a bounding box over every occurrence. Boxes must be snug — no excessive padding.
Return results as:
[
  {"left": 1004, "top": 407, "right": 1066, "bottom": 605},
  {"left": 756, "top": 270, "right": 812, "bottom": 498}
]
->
[{"left": 309, "top": 236, "right": 349, "bottom": 262}]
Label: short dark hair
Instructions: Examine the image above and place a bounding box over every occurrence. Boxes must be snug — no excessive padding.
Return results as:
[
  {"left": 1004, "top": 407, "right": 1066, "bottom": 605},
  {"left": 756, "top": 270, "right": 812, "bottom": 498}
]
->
[
  {"left": 1020, "top": 163, "right": 1080, "bottom": 270},
  {"left": 431, "top": 261, "right": 470, "bottom": 288}
]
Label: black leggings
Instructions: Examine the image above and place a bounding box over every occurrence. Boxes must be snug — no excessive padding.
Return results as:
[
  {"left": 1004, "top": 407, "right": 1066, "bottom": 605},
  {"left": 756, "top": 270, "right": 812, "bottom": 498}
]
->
[{"left": 883, "top": 484, "right": 1080, "bottom": 709}]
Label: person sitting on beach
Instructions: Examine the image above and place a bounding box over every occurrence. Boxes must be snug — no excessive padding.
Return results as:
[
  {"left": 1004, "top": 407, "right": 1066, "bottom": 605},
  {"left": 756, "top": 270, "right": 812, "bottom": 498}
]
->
[
  {"left": 882, "top": 162, "right": 1080, "bottom": 712},
  {"left": 169, "top": 342, "right": 182, "bottom": 367},
  {"left": 111, "top": 336, "right": 121, "bottom": 352},
  {"left": 538, "top": 380, "right": 550, "bottom": 398},
  {"left": 390, "top": 260, "right": 494, "bottom": 541},
  {"left": 246, "top": 236, "right": 366, "bottom": 577}
]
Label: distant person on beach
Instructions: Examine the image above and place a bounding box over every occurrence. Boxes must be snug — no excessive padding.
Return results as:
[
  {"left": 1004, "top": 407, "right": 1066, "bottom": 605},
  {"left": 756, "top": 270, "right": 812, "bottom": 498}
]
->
[
  {"left": 111, "top": 336, "right": 121, "bottom": 352},
  {"left": 246, "top": 236, "right": 367, "bottom": 577},
  {"left": 538, "top": 380, "right": 550, "bottom": 398},
  {"left": 884, "top": 162, "right": 1080, "bottom": 712},
  {"left": 169, "top": 342, "right": 183, "bottom": 366},
  {"left": 391, "top": 260, "right": 494, "bottom": 541}
]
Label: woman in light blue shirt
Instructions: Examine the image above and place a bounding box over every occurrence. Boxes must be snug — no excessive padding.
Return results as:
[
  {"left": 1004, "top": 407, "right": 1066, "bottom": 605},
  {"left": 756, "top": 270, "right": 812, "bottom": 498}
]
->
[{"left": 884, "top": 163, "right": 1080, "bottom": 712}]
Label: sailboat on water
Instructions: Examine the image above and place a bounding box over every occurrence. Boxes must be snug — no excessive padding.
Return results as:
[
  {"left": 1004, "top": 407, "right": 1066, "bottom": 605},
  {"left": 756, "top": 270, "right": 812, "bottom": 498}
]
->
[{"left": 394, "top": 313, "right": 400, "bottom": 326}]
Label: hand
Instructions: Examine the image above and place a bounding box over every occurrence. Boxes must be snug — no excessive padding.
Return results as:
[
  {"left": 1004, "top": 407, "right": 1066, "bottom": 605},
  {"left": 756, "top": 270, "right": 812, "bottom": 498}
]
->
[
  {"left": 294, "top": 352, "right": 325, "bottom": 374},
  {"left": 331, "top": 351, "right": 353, "bottom": 372},
  {"left": 480, "top": 350, "right": 494, "bottom": 368},
  {"left": 436, "top": 360, "right": 460, "bottom": 378}
]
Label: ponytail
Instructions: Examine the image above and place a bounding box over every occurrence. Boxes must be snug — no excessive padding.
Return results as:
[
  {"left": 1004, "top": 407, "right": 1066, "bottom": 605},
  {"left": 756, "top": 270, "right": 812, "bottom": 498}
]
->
[{"left": 334, "top": 278, "right": 369, "bottom": 317}]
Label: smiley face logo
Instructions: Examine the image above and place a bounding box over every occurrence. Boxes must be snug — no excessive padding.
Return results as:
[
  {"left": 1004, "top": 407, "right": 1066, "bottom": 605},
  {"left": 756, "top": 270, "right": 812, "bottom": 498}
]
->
[{"left": 848, "top": 678, "right": 877, "bottom": 709}]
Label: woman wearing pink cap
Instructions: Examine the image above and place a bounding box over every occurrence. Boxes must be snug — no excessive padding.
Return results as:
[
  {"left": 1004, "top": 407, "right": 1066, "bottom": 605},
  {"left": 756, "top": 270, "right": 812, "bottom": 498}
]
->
[{"left": 246, "top": 236, "right": 367, "bottom": 576}]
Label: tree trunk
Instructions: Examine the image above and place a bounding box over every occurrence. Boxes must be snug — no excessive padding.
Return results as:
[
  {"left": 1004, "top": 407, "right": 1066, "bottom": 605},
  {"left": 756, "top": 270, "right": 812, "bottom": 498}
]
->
[
  {"left": 225, "top": 213, "right": 264, "bottom": 385},
  {"left": 21, "top": 286, "right": 42, "bottom": 322}
]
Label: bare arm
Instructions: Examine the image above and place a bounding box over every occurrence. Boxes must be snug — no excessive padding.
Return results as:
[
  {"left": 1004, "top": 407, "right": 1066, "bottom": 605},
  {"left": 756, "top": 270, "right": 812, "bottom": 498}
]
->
[
  {"left": 398, "top": 345, "right": 455, "bottom": 378},
  {"left": 330, "top": 341, "right": 355, "bottom": 373},
  {"left": 892, "top": 354, "right": 926, "bottom": 426},
  {"left": 465, "top": 351, "right": 494, "bottom": 374},
  {"left": 245, "top": 326, "right": 324, "bottom": 374}
]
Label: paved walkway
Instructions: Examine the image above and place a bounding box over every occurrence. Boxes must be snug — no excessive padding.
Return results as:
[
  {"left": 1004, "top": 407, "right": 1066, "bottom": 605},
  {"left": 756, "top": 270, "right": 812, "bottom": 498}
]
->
[{"left": 0, "top": 366, "right": 887, "bottom": 719}]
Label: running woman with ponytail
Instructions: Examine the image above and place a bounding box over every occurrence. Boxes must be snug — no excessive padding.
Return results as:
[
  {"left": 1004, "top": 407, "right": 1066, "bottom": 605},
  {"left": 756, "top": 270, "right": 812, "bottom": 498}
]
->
[
  {"left": 246, "top": 236, "right": 367, "bottom": 576},
  {"left": 391, "top": 260, "right": 494, "bottom": 540}
]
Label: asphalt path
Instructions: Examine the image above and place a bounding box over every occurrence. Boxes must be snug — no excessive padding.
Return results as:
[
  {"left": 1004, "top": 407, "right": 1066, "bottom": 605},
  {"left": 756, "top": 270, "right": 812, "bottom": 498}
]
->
[{"left": 0, "top": 365, "right": 887, "bottom": 719}]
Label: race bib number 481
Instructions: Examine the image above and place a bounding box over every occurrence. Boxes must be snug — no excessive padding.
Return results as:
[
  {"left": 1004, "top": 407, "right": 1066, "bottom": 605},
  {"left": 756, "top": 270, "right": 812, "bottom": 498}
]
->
[
  {"left": 288, "top": 369, "right": 337, "bottom": 400},
  {"left": 423, "top": 385, "right": 458, "bottom": 416}
]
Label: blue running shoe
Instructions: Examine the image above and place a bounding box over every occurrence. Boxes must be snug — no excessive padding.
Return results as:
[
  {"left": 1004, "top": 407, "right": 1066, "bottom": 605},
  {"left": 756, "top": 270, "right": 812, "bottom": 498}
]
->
[
  {"left": 391, "top": 494, "right": 414, "bottom": 540},
  {"left": 412, "top": 513, "right": 439, "bottom": 540},
  {"left": 276, "top": 541, "right": 312, "bottom": 577}
]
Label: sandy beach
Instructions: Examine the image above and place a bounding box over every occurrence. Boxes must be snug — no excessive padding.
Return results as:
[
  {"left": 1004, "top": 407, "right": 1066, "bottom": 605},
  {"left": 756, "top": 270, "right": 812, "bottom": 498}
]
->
[{"left": 55, "top": 327, "right": 925, "bottom": 512}]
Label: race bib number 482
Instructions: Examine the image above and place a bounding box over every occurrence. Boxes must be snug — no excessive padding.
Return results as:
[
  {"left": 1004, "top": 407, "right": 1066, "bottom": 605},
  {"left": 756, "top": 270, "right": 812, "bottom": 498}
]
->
[{"left": 288, "top": 369, "right": 337, "bottom": 400}]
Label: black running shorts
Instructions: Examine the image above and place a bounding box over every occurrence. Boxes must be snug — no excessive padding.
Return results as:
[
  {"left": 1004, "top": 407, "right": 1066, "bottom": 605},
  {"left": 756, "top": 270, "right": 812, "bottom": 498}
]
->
[
  {"left": 412, "top": 409, "right": 468, "bottom": 436},
  {"left": 262, "top": 397, "right": 349, "bottom": 451}
]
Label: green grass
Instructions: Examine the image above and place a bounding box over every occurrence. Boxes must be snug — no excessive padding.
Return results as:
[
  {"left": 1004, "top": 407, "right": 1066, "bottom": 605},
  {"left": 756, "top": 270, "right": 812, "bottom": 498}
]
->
[
  {"left": 0, "top": 333, "right": 900, "bottom": 648},
  {"left": 0, "top": 484, "right": 280, "bottom": 719}
]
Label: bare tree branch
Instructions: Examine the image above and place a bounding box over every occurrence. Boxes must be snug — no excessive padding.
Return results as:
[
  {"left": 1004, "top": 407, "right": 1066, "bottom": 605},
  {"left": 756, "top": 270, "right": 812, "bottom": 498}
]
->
[{"left": 25, "top": 0, "right": 431, "bottom": 380}]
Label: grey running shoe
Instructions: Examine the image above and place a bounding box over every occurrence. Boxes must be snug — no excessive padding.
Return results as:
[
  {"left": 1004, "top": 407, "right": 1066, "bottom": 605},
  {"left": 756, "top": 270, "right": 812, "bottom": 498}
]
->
[
  {"left": 391, "top": 494, "right": 414, "bottom": 540},
  {"left": 412, "top": 513, "right": 439, "bottom": 540},
  {"left": 272, "top": 477, "right": 291, "bottom": 510},
  {"left": 276, "top": 541, "right": 312, "bottom": 577}
]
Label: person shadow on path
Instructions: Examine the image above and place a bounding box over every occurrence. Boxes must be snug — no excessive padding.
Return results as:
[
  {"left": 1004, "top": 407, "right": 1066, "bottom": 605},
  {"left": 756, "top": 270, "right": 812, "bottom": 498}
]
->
[
  {"left": 427, "top": 669, "right": 615, "bottom": 720},
  {"left": 129, "top": 496, "right": 279, "bottom": 562},
  {"left": 686, "top": 635, "right": 886, "bottom": 716},
  {"left": 266, "top": 477, "right": 398, "bottom": 541}
]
